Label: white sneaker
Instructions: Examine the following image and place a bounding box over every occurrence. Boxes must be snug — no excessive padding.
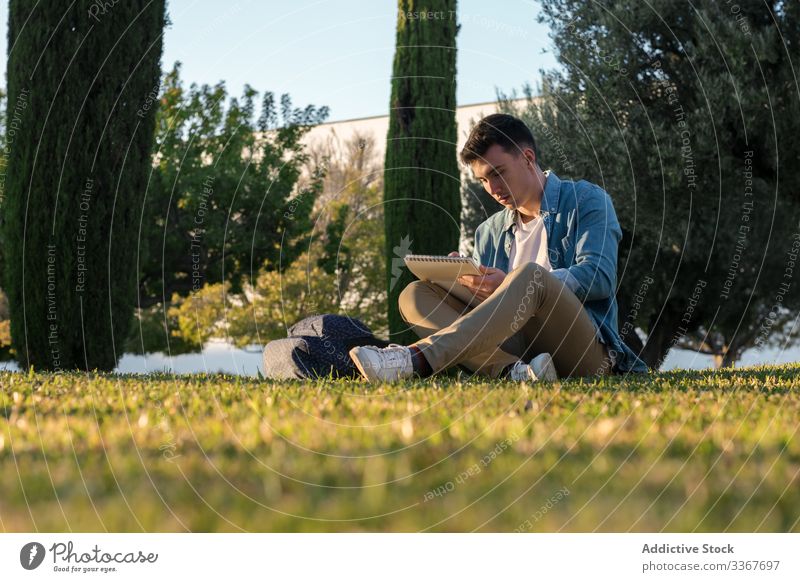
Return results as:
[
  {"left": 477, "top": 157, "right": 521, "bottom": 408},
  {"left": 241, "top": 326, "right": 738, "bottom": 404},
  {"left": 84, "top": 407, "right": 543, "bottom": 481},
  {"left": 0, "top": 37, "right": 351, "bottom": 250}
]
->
[
  {"left": 349, "top": 344, "right": 414, "bottom": 382},
  {"left": 508, "top": 352, "right": 558, "bottom": 382}
]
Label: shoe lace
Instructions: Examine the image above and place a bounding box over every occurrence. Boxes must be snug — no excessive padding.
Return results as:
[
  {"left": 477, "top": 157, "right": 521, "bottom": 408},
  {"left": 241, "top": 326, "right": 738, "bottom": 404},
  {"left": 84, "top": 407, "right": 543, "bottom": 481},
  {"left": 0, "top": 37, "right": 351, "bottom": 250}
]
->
[{"left": 383, "top": 343, "right": 411, "bottom": 369}]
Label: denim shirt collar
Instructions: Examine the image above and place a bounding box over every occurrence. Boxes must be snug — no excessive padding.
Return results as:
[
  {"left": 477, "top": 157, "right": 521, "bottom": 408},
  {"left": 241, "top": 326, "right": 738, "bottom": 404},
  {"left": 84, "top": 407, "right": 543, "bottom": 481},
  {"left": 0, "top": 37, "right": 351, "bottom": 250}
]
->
[{"left": 501, "top": 170, "right": 561, "bottom": 240}]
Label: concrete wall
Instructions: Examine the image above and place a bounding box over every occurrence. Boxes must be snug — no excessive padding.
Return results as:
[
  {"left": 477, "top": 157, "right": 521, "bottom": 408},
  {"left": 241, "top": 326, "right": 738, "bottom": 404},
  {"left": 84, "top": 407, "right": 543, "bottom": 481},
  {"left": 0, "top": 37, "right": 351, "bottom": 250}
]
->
[{"left": 302, "top": 99, "right": 530, "bottom": 164}]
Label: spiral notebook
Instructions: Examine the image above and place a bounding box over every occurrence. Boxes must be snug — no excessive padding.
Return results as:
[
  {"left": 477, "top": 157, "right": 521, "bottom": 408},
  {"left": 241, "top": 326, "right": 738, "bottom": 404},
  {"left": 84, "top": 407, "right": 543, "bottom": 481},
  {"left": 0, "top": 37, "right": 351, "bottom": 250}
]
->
[{"left": 403, "top": 254, "right": 484, "bottom": 307}]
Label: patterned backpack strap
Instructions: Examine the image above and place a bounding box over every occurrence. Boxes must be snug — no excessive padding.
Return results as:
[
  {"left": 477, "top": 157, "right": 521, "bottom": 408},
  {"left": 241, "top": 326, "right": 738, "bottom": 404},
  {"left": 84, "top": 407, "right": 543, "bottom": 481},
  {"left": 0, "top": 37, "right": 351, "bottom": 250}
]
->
[{"left": 288, "top": 314, "right": 373, "bottom": 340}]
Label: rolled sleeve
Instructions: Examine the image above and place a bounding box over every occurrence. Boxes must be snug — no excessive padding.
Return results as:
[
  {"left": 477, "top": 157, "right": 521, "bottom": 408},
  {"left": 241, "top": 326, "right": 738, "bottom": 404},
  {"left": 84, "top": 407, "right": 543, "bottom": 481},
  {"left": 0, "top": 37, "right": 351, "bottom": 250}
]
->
[
  {"left": 550, "top": 267, "right": 582, "bottom": 295},
  {"left": 472, "top": 222, "right": 485, "bottom": 265}
]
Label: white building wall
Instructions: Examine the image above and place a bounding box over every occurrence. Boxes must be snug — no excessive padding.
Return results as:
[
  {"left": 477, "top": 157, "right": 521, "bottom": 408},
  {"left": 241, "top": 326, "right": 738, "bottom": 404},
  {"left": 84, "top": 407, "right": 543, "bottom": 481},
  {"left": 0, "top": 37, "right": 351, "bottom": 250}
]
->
[{"left": 302, "top": 99, "right": 529, "bottom": 163}]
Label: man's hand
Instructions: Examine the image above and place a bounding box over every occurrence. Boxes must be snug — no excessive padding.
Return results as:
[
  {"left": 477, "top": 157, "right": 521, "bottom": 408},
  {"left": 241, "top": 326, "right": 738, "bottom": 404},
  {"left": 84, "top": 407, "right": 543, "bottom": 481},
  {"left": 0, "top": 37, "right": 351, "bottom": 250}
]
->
[{"left": 458, "top": 265, "right": 506, "bottom": 302}]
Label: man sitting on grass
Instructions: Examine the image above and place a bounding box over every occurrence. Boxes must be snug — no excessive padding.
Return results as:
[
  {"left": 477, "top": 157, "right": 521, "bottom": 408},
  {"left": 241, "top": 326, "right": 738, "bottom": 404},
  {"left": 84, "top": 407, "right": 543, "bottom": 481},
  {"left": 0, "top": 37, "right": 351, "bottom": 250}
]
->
[{"left": 350, "top": 113, "right": 649, "bottom": 383}]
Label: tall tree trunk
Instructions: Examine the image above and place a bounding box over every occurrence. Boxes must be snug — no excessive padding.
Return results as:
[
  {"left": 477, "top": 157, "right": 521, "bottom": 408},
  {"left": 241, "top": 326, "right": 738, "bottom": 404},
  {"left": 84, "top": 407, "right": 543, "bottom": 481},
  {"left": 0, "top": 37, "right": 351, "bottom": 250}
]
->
[
  {"left": 641, "top": 304, "right": 687, "bottom": 370},
  {"left": 713, "top": 348, "right": 739, "bottom": 369},
  {"left": 720, "top": 348, "right": 739, "bottom": 368},
  {"left": 384, "top": 0, "right": 460, "bottom": 344},
  {"left": 3, "top": 0, "right": 166, "bottom": 370}
]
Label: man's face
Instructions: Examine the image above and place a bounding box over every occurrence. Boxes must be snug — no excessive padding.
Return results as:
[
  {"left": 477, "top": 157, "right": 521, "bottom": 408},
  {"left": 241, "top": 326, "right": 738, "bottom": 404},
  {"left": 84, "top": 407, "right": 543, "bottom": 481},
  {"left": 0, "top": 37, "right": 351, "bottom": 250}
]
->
[{"left": 469, "top": 143, "right": 537, "bottom": 209}]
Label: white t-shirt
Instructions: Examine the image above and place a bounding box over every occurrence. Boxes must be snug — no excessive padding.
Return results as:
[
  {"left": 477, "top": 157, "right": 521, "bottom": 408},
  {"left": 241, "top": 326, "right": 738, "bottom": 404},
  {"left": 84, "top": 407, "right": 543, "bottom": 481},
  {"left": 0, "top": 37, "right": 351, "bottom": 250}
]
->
[{"left": 508, "top": 211, "right": 551, "bottom": 272}]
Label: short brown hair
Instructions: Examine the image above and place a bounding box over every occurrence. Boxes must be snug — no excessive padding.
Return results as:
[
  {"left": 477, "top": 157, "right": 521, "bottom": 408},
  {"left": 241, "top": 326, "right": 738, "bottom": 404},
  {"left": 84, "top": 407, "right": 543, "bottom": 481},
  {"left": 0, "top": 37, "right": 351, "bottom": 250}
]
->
[{"left": 460, "top": 113, "right": 538, "bottom": 165}]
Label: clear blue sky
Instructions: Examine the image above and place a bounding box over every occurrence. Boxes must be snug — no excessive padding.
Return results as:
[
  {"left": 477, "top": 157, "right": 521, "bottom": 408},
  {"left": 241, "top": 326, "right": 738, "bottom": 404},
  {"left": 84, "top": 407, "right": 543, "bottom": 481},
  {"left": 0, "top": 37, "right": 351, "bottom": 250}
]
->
[{"left": 1, "top": 0, "right": 560, "bottom": 122}]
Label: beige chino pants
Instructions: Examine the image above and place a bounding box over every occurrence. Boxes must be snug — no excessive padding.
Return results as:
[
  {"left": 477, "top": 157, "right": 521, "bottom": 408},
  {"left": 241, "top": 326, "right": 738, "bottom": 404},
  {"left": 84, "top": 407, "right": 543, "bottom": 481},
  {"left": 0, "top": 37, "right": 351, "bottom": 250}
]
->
[{"left": 398, "top": 261, "right": 614, "bottom": 379}]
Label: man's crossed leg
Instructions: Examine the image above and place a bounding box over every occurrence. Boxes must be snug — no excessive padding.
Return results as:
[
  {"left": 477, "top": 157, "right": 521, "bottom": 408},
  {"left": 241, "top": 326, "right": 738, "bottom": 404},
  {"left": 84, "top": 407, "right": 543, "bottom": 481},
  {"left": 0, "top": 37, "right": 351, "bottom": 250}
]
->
[{"left": 351, "top": 262, "right": 614, "bottom": 382}]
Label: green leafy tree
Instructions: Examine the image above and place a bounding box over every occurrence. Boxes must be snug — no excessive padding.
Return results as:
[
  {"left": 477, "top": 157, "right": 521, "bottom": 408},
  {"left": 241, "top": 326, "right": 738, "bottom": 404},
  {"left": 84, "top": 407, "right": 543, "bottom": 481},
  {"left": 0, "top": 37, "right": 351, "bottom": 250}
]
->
[
  {"left": 139, "top": 63, "right": 328, "bottom": 305},
  {"left": 514, "top": 0, "right": 800, "bottom": 368},
  {"left": 2, "top": 0, "right": 165, "bottom": 371},
  {"left": 159, "top": 132, "right": 389, "bottom": 352},
  {"left": 310, "top": 132, "right": 388, "bottom": 334},
  {"left": 384, "top": 1, "right": 461, "bottom": 344},
  {"left": 0, "top": 88, "right": 9, "bottom": 360},
  {"left": 129, "top": 64, "right": 328, "bottom": 355},
  {"left": 167, "top": 259, "right": 340, "bottom": 350}
]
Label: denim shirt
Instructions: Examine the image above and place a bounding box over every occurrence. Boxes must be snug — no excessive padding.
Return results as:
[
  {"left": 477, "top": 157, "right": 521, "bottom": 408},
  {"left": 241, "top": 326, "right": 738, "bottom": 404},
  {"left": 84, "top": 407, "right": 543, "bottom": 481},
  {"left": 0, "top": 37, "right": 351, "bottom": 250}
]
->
[{"left": 472, "top": 170, "right": 649, "bottom": 374}]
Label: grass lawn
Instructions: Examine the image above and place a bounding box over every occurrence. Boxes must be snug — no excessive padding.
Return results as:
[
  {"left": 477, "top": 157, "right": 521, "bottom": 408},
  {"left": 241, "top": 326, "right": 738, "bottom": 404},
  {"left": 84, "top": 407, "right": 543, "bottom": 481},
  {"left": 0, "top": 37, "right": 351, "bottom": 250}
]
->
[{"left": 1, "top": 364, "right": 799, "bottom": 532}]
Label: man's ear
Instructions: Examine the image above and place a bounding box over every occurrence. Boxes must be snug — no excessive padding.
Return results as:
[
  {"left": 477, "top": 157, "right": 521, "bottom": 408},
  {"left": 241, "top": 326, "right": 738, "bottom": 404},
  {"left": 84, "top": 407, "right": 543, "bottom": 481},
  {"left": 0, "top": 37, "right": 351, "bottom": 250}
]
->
[{"left": 524, "top": 148, "right": 537, "bottom": 169}]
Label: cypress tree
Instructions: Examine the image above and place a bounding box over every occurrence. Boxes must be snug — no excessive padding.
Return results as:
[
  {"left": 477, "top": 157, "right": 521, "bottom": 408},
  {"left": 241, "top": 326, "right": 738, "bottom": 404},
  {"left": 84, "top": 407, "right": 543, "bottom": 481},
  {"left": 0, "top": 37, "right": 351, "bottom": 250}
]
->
[
  {"left": 3, "top": 1, "right": 166, "bottom": 371},
  {"left": 384, "top": 1, "right": 460, "bottom": 344}
]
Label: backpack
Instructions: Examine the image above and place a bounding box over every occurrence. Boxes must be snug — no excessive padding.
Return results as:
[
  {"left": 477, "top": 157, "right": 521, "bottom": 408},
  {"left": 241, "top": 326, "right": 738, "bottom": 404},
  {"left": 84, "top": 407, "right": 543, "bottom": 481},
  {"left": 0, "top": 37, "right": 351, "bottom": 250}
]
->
[{"left": 261, "top": 314, "right": 389, "bottom": 380}]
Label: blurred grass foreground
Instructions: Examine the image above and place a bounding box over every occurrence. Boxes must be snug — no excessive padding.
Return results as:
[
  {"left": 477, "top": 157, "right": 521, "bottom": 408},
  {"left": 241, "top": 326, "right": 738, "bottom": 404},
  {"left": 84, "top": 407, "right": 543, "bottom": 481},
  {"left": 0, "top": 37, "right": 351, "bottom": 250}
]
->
[{"left": 1, "top": 364, "right": 798, "bottom": 532}]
